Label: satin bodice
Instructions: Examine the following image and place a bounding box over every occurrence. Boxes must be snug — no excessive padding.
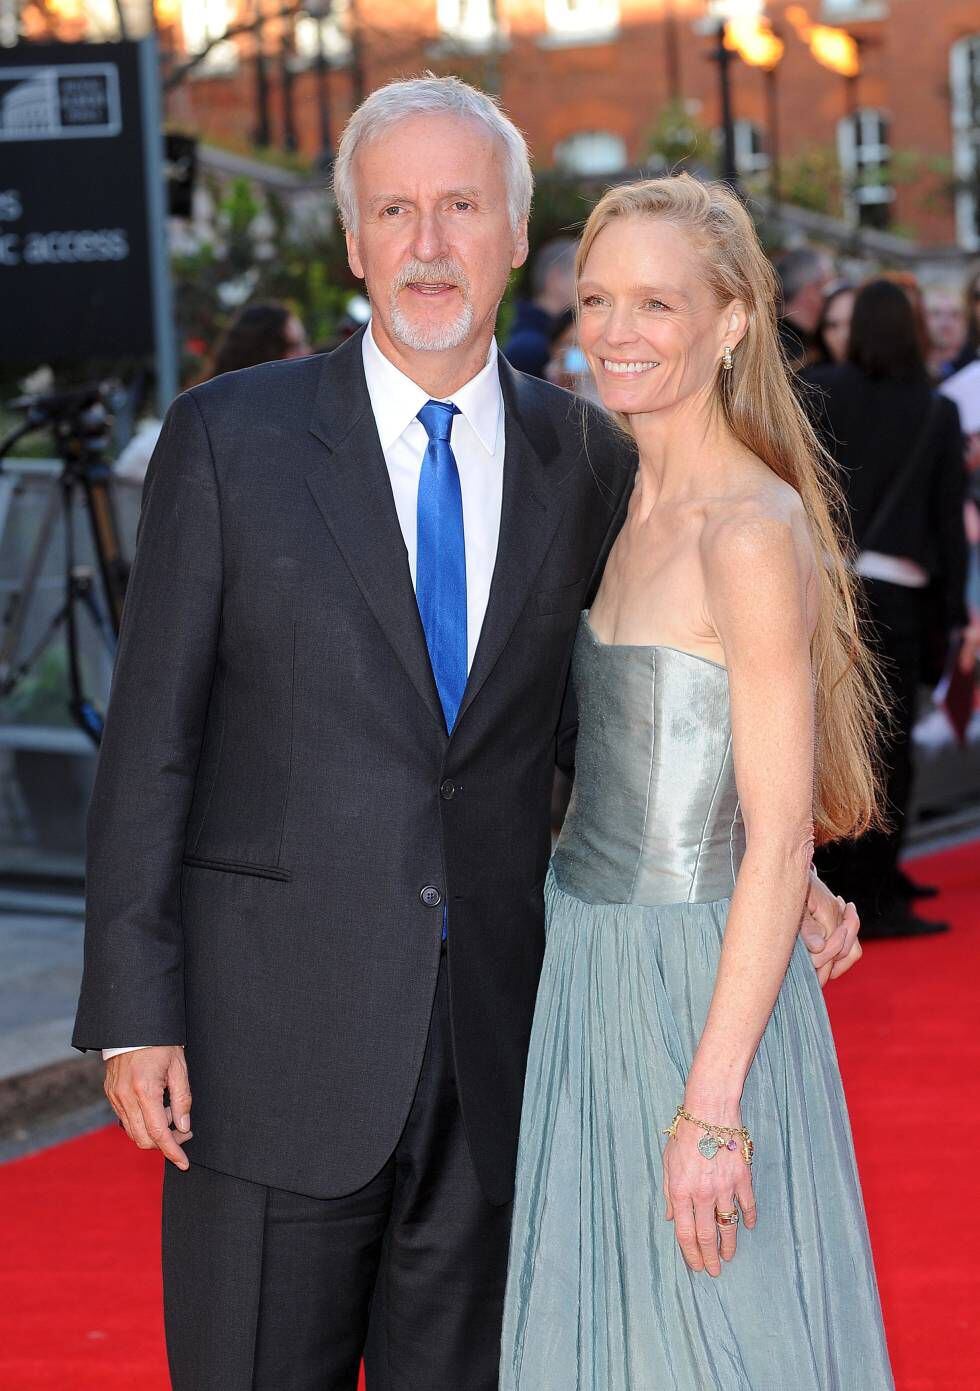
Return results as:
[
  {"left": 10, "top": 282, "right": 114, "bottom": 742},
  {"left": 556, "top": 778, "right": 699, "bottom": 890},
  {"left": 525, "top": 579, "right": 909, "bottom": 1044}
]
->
[{"left": 552, "top": 614, "right": 745, "bottom": 906}]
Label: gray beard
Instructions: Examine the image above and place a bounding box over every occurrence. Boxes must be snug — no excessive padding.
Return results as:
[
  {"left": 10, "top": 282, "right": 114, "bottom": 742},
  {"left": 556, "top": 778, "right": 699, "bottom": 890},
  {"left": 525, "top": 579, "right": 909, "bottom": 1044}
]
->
[{"left": 389, "top": 296, "right": 475, "bottom": 352}]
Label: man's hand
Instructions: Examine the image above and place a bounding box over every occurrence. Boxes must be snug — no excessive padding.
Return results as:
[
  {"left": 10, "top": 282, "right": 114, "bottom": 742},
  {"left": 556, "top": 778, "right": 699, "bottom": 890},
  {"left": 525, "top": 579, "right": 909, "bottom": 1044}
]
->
[
  {"left": 800, "top": 871, "right": 862, "bottom": 988},
  {"left": 105, "top": 1046, "right": 193, "bottom": 1169}
]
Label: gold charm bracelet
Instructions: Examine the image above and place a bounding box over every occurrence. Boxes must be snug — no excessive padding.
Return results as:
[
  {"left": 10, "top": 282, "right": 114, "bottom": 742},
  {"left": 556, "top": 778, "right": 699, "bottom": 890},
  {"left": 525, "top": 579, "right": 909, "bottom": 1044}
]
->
[{"left": 664, "top": 1105, "right": 755, "bottom": 1166}]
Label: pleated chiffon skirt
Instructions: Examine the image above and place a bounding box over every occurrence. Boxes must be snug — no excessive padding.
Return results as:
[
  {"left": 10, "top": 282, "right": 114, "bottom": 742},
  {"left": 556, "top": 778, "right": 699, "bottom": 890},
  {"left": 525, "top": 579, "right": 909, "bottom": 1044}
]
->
[{"left": 499, "top": 871, "right": 894, "bottom": 1391}]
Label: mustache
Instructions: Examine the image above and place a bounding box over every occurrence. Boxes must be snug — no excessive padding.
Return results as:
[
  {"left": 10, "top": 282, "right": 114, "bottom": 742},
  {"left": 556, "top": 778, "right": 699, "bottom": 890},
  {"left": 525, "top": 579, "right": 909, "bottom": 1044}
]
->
[{"left": 392, "top": 258, "right": 470, "bottom": 294}]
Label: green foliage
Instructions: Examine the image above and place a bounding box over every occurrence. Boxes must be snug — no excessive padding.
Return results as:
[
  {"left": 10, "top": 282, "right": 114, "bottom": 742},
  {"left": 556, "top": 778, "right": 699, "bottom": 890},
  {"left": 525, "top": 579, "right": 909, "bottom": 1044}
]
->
[
  {"left": 777, "top": 145, "right": 842, "bottom": 216},
  {"left": 644, "top": 100, "right": 717, "bottom": 174},
  {"left": 1, "top": 646, "right": 74, "bottom": 727},
  {"left": 170, "top": 175, "right": 357, "bottom": 381}
]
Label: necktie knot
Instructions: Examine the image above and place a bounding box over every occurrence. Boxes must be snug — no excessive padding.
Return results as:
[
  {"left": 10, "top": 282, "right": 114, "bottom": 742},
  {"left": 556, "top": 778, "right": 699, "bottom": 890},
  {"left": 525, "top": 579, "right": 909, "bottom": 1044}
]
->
[{"left": 417, "top": 399, "right": 459, "bottom": 444}]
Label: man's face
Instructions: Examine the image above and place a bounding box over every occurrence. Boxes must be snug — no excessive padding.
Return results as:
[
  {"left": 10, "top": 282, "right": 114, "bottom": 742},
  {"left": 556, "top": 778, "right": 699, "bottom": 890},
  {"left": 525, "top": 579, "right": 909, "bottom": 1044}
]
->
[
  {"left": 925, "top": 292, "right": 966, "bottom": 355},
  {"left": 345, "top": 113, "right": 528, "bottom": 361}
]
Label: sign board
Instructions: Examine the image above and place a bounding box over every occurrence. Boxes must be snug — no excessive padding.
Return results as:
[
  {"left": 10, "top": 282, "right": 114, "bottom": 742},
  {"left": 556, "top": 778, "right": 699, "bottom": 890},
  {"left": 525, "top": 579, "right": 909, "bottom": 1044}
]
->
[{"left": 0, "top": 40, "right": 176, "bottom": 406}]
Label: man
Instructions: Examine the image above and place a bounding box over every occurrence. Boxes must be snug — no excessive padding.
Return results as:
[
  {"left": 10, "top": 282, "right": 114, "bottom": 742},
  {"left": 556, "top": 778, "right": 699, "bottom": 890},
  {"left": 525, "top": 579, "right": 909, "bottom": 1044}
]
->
[
  {"left": 774, "top": 244, "right": 833, "bottom": 371},
  {"left": 74, "top": 76, "right": 860, "bottom": 1391},
  {"left": 503, "top": 236, "right": 577, "bottom": 377},
  {"left": 924, "top": 282, "right": 967, "bottom": 381}
]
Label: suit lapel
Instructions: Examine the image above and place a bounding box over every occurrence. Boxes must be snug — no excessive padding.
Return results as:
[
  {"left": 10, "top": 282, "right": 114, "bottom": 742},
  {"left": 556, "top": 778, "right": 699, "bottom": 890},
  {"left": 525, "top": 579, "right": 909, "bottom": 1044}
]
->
[
  {"left": 454, "top": 357, "right": 569, "bottom": 728},
  {"left": 305, "top": 333, "right": 445, "bottom": 732}
]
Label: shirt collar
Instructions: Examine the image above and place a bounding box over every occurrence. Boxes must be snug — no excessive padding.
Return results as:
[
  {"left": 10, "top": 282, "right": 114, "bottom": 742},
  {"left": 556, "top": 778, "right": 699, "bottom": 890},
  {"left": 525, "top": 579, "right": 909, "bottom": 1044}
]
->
[{"left": 361, "top": 320, "right": 502, "bottom": 456}]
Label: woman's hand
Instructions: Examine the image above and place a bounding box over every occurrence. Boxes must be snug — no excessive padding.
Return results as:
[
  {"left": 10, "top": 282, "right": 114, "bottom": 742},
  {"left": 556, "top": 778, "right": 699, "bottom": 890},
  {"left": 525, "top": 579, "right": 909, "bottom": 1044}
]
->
[{"left": 663, "top": 1115, "right": 757, "bottom": 1276}]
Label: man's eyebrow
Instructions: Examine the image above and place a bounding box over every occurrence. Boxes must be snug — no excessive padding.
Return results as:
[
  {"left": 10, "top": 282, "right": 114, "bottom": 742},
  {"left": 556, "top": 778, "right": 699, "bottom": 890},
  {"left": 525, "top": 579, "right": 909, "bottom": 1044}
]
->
[{"left": 366, "top": 187, "right": 484, "bottom": 211}]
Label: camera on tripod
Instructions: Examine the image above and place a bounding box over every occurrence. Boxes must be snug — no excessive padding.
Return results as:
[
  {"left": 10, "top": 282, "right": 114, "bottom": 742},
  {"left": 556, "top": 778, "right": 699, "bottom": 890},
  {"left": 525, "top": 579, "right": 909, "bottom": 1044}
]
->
[{"left": 0, "top": 379, "right": 131, "bottom": 745}]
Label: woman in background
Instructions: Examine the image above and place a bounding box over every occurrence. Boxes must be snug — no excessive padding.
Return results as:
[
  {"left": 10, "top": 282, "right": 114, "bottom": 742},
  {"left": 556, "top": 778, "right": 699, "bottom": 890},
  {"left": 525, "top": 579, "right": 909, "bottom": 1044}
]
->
[
  {"left": 804, "top": 280, "right": 968, "bottom": 937},
  {"left": 115, "top": 302, "right": 310, "bottom": 483},
  {"left": 814, "top": 281, "right": 855, "bottom": 364}
]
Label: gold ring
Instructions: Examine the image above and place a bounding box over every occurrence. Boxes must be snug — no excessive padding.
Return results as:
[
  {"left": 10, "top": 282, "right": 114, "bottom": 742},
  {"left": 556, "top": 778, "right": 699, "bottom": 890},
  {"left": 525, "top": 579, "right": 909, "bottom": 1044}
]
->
[{"left": 715, "top": 1208, "right": 739, "bottom": 1226}]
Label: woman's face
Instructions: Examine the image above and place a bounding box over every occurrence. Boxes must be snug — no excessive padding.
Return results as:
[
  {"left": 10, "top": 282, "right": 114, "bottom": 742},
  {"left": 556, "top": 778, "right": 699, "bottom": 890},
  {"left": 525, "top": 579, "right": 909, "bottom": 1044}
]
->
[
  {"left": 576, "top": 216, "right": 742, "bottom": 421},
  {"left": 282, "top": 315, "right": 311, "bottom": 359},
  {"left": 821, "top": 289, "right": 854, "bottom": 364}
]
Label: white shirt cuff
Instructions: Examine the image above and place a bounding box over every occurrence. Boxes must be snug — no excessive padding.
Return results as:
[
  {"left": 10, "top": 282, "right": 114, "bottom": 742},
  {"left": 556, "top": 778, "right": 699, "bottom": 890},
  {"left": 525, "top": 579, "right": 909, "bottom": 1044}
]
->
[{"left": 102, "top": 1046, "right": 153, "bottom": 1060}]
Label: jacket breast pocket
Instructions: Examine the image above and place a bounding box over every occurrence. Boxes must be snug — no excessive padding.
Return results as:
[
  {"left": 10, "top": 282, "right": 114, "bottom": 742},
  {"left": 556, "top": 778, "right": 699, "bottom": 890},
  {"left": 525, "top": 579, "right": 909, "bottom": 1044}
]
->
[{"left": 531, "top": 579, "right": 587, "bottom": 617}]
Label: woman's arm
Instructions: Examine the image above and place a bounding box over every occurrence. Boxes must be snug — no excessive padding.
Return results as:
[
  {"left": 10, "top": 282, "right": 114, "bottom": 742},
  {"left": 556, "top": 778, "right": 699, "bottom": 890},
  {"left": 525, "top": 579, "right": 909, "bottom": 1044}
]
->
[{"left": 663, "top": 510, "right": 816, "bottom": 1276}]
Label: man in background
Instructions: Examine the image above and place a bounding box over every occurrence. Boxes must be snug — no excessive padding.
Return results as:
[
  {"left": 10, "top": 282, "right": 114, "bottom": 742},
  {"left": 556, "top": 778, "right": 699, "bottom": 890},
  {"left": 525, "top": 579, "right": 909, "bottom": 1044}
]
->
[
  {"left": 924, "top": 283, "right": 967, "bottom": 381},
  {"left": 774, "top": 245, "right": 833, "bottom": 371},
  {"left": 503, "top": 237, "right": 577, "bottom": 377}
]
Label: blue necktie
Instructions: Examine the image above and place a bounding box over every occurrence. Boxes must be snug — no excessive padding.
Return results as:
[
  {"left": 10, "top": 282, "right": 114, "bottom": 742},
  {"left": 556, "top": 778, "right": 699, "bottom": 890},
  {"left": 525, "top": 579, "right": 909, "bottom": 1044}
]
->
[{"left": 416, "top": 400, "right": 467, "bottom": 734}]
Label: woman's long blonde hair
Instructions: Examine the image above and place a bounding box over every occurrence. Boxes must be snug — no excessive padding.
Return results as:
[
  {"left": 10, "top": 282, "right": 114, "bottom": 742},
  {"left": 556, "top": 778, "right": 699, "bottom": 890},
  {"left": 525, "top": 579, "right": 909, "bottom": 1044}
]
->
[{"left": 576, "top": 174, "right": 883, "bottom": 844}]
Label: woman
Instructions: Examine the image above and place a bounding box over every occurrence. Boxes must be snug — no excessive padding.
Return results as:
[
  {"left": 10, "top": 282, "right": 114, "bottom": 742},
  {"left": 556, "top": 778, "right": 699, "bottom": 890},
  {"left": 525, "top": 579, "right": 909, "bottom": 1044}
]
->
[
  {"left": 201, "top": 300, "right": 311, "bottom": 380},
  {"left": 115, "top": 302, "right": 310, "bottom": 483},
  {"left": 804, "top": 281, "right": 968, "bottom": 936},
  {"left": 499, "top": 177, "right": 893, "bottom": 1389},
  {"left": 948, "top": 262, "right": 980, "bottom": 376},
  {"left": 814, "top": 281, "right": 855, "bottom": 364}
]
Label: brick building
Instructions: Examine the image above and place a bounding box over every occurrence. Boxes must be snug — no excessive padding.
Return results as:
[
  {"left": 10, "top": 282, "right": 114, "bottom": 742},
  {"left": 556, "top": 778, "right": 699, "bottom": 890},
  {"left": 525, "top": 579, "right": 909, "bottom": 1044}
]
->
[{"left": 24, "top": 0, "right": 980, "bottom": 249}]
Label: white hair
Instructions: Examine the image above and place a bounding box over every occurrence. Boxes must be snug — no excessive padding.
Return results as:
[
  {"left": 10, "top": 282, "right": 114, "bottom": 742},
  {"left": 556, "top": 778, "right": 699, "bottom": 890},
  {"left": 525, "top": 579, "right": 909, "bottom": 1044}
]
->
[{"left": 333, "top": 74, "right": 533, "bottom": 234}]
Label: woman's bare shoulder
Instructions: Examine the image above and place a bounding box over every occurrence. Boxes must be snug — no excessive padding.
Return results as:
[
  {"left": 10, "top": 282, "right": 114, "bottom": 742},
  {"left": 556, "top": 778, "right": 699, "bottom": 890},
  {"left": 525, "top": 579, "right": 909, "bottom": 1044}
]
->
[{"left": 700, "top": 464, "right": 815, "bottom": 589}]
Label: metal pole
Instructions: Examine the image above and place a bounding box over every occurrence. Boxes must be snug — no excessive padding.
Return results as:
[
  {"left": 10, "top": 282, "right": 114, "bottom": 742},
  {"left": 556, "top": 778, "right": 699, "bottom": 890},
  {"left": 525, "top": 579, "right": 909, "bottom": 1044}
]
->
[
  {"left": 138, "top": 35, "right": 178, "bottom": 415},
  {"left": 714, "top": 22, "right": 739, "bottom": 189},
  {"left": 280, "top": 20, "right": 298, "bottom": 152},
  {"left": 252, "top": 0, "right": 271, "bottom": 147},
  {"left": 664, "top": 2, "right": 681, "bottom": 103},
  {"left": 766, "top": 62, "right": 780, "bottom": 213},
  {"left": 314, "top": 11, "right": 332, "bottom": 166}
]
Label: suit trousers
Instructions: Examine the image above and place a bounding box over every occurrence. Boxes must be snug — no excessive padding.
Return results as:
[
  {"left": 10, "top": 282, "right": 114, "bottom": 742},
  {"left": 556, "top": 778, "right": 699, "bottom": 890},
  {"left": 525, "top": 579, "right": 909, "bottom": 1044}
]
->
[{"left": 162, "top": 950, "right": 514, "bottom": 1390}]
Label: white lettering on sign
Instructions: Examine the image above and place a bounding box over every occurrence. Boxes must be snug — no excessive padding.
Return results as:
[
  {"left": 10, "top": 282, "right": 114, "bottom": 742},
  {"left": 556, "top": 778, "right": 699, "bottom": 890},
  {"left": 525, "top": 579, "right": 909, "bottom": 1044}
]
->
[
  {"left": 0, "top": 188, "right": 22, "bottom": 220},
  {"left": 0, "top": 228, "right": 130, "bottom": 266},
  {"left": 22, "top": 229, "right": 130, "bottom": 263}
]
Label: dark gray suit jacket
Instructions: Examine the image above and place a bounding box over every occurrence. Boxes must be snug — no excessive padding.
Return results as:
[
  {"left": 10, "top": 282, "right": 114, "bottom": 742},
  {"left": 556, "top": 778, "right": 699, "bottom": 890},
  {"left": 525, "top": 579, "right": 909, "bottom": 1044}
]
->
[{"left": 73, "top": 330, "right": 634, "bottom": 1203}]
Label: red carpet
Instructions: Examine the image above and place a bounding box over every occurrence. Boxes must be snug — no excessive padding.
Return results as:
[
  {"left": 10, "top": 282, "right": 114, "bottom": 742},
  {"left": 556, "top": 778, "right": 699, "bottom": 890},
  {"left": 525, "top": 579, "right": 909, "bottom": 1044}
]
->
[{"left": 0, "top": 842, "right": 976, "bottom": 1390}]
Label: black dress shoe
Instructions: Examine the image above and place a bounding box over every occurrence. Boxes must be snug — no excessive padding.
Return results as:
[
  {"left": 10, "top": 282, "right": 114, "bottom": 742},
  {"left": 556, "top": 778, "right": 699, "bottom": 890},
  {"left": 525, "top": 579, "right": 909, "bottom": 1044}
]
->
[
  {"left": 861, "top": 909, "right": 950, "bottom": 940},
  {"left": 893, "top": 868, "right": 940, "bottom": 901}
]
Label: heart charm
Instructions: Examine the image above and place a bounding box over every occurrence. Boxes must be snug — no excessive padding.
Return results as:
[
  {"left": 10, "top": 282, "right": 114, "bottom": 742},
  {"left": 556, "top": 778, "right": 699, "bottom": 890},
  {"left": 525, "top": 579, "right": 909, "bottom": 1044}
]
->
[{"left": 698, "top": 1134, "right": 722, "bottom": 1160}]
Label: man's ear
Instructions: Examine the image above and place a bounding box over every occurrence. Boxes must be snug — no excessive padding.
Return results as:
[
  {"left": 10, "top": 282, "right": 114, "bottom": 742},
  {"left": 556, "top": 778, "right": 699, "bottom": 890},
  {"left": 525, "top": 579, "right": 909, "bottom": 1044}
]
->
[
  {"left": 346, "top": 228, "right": 365, "bottom": 281},
  {"left": 511, "top": 219, "right": 530, "bottom": 272}
]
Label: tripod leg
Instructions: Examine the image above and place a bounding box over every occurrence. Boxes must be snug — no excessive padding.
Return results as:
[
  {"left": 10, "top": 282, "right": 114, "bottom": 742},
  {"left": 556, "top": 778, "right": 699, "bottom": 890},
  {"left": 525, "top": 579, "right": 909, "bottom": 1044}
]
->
[{"left": 0, "top": 481, "right": 62, "bottom": 687}]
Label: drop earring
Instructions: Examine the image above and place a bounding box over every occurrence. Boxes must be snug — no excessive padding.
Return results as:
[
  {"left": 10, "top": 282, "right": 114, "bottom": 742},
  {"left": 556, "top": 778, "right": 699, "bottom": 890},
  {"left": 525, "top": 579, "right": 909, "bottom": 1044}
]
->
[{"left": 722, "top": 345, "right": 734, "bottom": 372}]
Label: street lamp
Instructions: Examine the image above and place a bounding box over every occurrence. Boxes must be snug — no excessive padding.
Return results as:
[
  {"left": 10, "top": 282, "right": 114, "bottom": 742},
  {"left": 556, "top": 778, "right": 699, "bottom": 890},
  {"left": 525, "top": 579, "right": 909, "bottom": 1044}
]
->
[
  {"left": 250, "top": 0, "right": 272, "bottom": 148},
  {"left": 709, "top": 19, "right": 740, "bottom": 189},
  {"left": 725, "top": 17, "right": 785, "bottom": 213},
  {"left": 785, "top": 7, "right": 863, "bottom": 230},
  {"left": 305, "top": 0, "right": 334, "bottom": 173}
]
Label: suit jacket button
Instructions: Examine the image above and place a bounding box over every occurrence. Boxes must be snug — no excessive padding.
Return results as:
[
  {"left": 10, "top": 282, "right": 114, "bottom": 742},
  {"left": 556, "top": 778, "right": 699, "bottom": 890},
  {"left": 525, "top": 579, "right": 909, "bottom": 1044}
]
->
[
  {"left": 420, "top": 885, "right": 442, "bottom": 907},
  {"left": 440, "top": 779, "right": 456, "bottom": 800}
]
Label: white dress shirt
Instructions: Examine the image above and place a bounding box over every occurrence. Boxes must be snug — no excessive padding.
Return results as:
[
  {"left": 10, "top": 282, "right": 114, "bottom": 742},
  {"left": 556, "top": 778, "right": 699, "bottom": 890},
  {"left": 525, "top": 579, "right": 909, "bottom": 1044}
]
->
[{"left": 103, "top": 323, "right": 506, "bottom": 1060}]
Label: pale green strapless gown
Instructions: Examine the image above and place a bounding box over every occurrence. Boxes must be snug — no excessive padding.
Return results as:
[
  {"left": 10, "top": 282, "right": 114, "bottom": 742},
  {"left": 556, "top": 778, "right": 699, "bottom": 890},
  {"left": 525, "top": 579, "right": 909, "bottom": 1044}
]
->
[{"left": 500, "top": 613, "right": 893, "bottom": 1391}]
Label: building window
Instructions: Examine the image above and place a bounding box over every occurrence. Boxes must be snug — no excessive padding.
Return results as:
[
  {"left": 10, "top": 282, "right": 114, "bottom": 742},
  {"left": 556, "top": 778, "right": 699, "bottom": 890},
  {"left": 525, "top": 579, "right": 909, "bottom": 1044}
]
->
[
  {"left": 820, "top": 0, "right": 888, "bottom": 18},
  {"left": 437, "top": 0, "right": 501, "bottom": 49},
  {"left": 554, "top": 130, "right": 626, "bottom": 176},
  {"left": 733, "top": 120, "right": 769, "bottom": 175},
  {"left": 952, "top": 34, "right": 980, "bottom": 251},
  {"left": 180, "top": 0, "right": 238, "bottom": 76},
  {"left": 544, "top": 0, "right": 619, "bottom": 44},
  {"left": 837, "top": 108, "right": 893, "bottom": 230},
  {"left": 294, "top": 0, "right": 353, "bottom": 66}
]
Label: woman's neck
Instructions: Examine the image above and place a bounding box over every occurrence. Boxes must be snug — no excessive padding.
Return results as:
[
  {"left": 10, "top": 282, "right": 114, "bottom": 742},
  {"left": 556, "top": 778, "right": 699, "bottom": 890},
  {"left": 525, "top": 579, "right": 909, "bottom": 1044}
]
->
[{"left": 628, "top": 395, "right": 738, "bottom": 516}]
